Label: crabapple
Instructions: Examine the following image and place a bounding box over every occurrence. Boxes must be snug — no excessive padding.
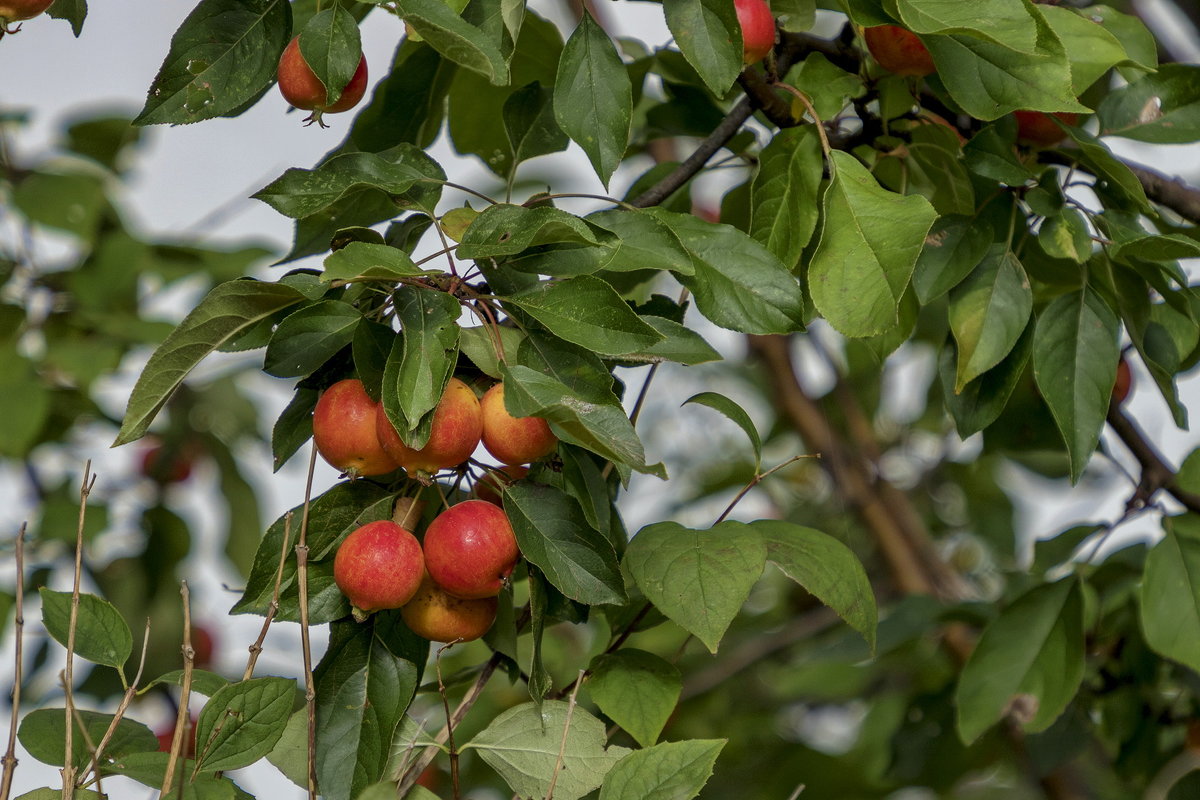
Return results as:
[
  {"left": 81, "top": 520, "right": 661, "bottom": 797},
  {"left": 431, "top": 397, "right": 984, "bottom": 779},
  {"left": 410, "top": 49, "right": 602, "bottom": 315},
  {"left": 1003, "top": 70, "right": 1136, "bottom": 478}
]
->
[
  {"left": 1014, "top": 110, "right": 1080, "bottom": 147},
  {"left": 423, "top": 500, "right": 519, "bottom": 599},
  {"left": 277, "top": 36, "right": 368, "bottom": 124},
  {"left": 375, "top": 377, "right": 482, "bottom": 478},
  {"left": 400, "top": 572, "right": 498, "bottom": 643},
  {"left": 480, "top": 383, "right": 557, "bottom": 466},
  {"left": 863, "top": 25, "right": 935, "bottom": 77},
  {"left": 313, "top": 379, "right": 400, "bottom": 478},
  {"left": 0, "top": 0, "right": 53, "bottom": 24},
  {"left": 735, "top": 0, "right": 775, "bottom": 64},
  {"left": 1113, "top": 357, "right": 1132, "bottom": 406},
  {"left": 333, "top": 520, "right": 424, "bottom": 616}
]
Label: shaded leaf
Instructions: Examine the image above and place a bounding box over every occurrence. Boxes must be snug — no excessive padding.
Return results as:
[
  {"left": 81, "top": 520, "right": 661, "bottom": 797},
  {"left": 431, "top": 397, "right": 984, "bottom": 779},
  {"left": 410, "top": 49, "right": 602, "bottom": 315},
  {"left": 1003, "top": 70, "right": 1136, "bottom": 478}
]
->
[{"left": 586, "top": 650, "right": 681, "bottom": 748}]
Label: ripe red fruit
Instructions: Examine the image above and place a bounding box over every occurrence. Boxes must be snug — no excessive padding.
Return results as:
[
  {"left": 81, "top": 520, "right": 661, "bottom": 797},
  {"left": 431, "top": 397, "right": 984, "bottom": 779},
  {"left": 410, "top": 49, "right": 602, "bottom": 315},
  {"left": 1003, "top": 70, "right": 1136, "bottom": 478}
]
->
[
  {"left": 140, "top": 441, "right": 196, "bottom": 484},
  {"left": 375, "top": 377, "right": 483, "bottom": 478},
  {"left": 735, "top": 0, "right": 775, "bottom": 64},
  {"left": 333, "top": 520, "right": 424, "bottom": 615},
  {"left": 191, "top": 625, "right": 216, "bottom": 668},
  {"left": 156, "top": 716, "right": 198, "bottom": 758},
  {"left": 475, "top": 465, "right": 529, "bottom": 506},
  {"left": 423, "top": 500, "right": 520, "bottom": 600},
  {"left": 313, "top": 379, "right": 400, "bottom": 478},
  {"left": 1014, "top": 110, "right": 1080, "bottom": 147},
  {"left": 277, "top": 36, "right": 368, "bottom": 124},
  {"left": 401, "top": 572, "right": 498, "bottom": 643},
  {"left": 863, "top": 25, "right": 936, "bottom": 77},
  {"left": 0, "top": 0, "right": 53, "bottom": 24},
  {"left": 480, "top": 384, "right": 557, "bottom": 466},
  {"left": 1112, "top": 357, "right": 1133, "bottom": 406}
]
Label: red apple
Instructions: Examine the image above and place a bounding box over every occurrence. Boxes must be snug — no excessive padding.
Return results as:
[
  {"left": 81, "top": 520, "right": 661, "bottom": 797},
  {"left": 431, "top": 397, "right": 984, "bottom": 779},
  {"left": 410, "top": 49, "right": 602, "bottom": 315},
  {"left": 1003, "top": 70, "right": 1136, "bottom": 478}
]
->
[
  {"left": 140, "top": 440, "right": 196, "bottom": 484},
  {"left": 375, "top": 377, "right": 483, "bottom": 478},
  {"left": 475, "top": 465, "right": 529, "bottom": 506},
  {"left": 277, "top": 36, "right": 368, "bottom": 124},
  {"left": 401, "top": 572, "right": 498, "bottom": 643},
  {"left": 480, "top": 384, "right": 557, "bottom": 466},
  {"left": 423, "top": 500, "right": 520, "bottom": 600},
  {"left": 0, "top": 0, "right": 53, "bottom": 24},
  {"left": 863, "top": 25, "right": 935, "bottom": 77},
  {"left": 333, "top": 520, "right": 425, "bottom": 614},
  {"left": 191, "top": 625, "right": 215, "bottom": 669},
  {"left": 735, "top": 0, "right": 775, "bottom": 64},
  {"left": 313, "top": 379, "right": 400, "bottom": 478},
  {"left": 1014, "top": 110, "right": 1080, "bottom": 147},
  {"left": 1112, "top": 357, "right": 1132, "bottom": 406},
  {"left": 156, "top": 715, "right": 198, "bottom": 758}
]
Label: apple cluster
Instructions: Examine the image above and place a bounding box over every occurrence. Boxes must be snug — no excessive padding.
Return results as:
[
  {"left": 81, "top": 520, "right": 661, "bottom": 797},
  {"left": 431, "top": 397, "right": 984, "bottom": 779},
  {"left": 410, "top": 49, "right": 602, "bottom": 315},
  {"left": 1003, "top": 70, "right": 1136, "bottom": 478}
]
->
[
  {"left": 332, "top": 499, "right": 519, "bottom": 642},
  {"left": 313, "top": 376, "right": 556, "bottom": 641}
]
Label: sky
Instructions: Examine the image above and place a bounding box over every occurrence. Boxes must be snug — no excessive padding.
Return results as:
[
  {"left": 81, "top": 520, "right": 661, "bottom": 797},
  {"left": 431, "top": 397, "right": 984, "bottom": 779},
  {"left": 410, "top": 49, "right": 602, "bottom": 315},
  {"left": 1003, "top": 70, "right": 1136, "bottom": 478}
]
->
[{"left": 2, "top": 1, "right": 1200, "bottom": 797}]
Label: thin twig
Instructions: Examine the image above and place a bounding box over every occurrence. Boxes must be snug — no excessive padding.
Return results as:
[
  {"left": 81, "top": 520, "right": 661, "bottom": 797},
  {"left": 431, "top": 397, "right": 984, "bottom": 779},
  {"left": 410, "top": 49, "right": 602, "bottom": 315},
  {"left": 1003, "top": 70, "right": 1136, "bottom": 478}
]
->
[
  {"left": 296, "top": 444, "right": 320, "bottom": 800},
  {"left": 87, "top": 618, "right": 151, "bottom": 783},
  {"left": 243, "top": 514, "right": 294, "bottom": 681},
  {"left": 1106, "top": 401, "right": 1200, "bottom": 514},
  {"left": 0, "top": 524, "right": 26, "bottom": 800},
  {"left": 61, "top": 462, "right": 95, "bottom": 800},
  {"left": 160, "top": 581, "right": 194, "bottom": 797},
  {"left": 545, "top": 670, "right": 585, "bottom": 800},
  {"left": 64, "top": 702, "right": 99, "bottom": 795},
  {"left": 714, "top": 454, "right": 814, "bottom": 525},
  {"left": 435, "top": 642, "right": 464, "bottom": 800}
]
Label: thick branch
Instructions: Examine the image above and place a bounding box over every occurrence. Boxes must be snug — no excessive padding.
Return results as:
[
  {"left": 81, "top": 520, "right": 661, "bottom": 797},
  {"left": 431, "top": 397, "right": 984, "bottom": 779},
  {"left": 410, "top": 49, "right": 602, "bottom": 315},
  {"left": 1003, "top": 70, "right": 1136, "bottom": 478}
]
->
[{"left": 1107, "top": 401, "right": 1200, "bottom": 514}]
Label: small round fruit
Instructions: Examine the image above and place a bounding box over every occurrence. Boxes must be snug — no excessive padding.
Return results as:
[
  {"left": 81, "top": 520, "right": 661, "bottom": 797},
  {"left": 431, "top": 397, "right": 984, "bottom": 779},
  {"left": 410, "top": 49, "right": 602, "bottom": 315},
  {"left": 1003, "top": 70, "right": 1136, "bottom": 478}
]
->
[
  {"left": 277, "top": 36, "right": 368, "bottom": 117},
  {"left": 735, "top": 0, "right": 775, "bottom": 64},
  {"left": 333, "top": 520, "right": 425, "bottom": 613},
  {"left": 1112, "top": 357, "right": 1133, "bottom": 406},
  {"left": 864, "top": 25, "right": 935, "bottom": 77},
  {"left": 480, "top": 384, "right": 557, "bottom": 466},
  {"left": 423, "top": 500, "right": 520, "bottom": 599},
  {"left": 0, "top": 0, "right": 53, "bottom": 23},
  {"left": 191, "top": 625, "right": 216, "bottom": 669},
  {"left": 1014, "top": 110, "right": 1080, "bottom": 147},
  {"left": 375, "top": 377, "right": 483, "bottom": 477},
  {"left": 475, "top": 465, "right": 529, "bottom": 506},
  {"left": 313, "top": 379, "right": 400, "bottom": 477},
  {"left": 140, "top": 441, "right": 195, "bottom": 484},
  {"left": 401, "top": 572, "right": 498, "bottom": 642}
]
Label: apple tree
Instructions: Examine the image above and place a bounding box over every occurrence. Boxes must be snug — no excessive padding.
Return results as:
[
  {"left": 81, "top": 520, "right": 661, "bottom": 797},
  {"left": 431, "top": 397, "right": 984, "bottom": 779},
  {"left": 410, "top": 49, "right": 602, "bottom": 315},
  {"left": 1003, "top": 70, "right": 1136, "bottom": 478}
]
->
[{"left": 6, "top": 0, "right": 1200, "bottom": 798}]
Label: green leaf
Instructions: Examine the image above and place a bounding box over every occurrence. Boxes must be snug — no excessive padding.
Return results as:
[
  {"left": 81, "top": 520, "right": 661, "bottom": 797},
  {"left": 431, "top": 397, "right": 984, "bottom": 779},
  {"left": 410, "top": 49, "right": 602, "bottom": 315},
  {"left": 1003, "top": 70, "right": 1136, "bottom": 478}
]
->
[
  {"left": 922, "top": 6, "right": 1088, "bottom": 121},
  {"left": 955, "top": 578, "right": 1084, "bottom": 743},
  {"left": 948, "top": 245, "right": 1032, "bottom": 391},
  {"left": 232, "top": 482, "right": 394, "bottom": 621},
  {"left": 351, "top": 40, "right": 456, "bottom": 153},
  {"left": 263, "top": 300, "right": 361, "bottom": 378},
  {"left": 459, "top": 324, "right": 524, "bottom": 378},
  {"left": 516, "top": 332, "right": 617, "bottom": 405},
  {"left": 809, "top": 151, "right": 938, "bottom": 338},
  {"left": 195, "top": 677, "right": 296, "bottom": 772},
  {"left": 599, "top": 739, "right": 725, "bottom": 800},
  {"left": 504, "top": 276, "right": 663, "bottom": 356},
  {"left": 272, "top": 387, "right": 317, "bottom": 471},
  {"left": 18, "top": 709, "right": 156, "bottom": 769},
  {"left": 663, "top": 0, "right": 742, "bottom": 95},
  {"left": 624, "top": 521, "right": 767, "bottom": 653},
  {"left": 46, "top": 0, "right": 87, "bottom": 37},
  {"left": 114, "top": 279, "right": 306, "bottom": 445},
  {"left": 135, "top": 0, "right": 291, "bottom": 125},
  {"left": 381, "top": 286, "right": 461, "bottom": 445},
  {"left": 912, "top": 214, "right": 991, "bottom": 304},
  {"left": 1062, "top": 127, "right": 1149, "bottom": 211},
  {"left": 465, "top": 701, "right": 630, "bottom": 800},
  {"left": 395, "top": 0, "right": 510, "bottom": 84},
  {"left": 1039, "top": 208, "right": 1091, "bottom": 263},
  {"left": 254, "top": 146, "right": 444, "bottom": 219},
  {"left": 501, "top": 365, "right": 664, "bottom": 479},
  {"left": 456, "top": 204, "right": 616, "bottom": 260},
  {"left": 749, "top": 127, "right": 824, "bottom": 268},
  {"left": 586, "top": 650, "right": 681, "bottom": 748},
  {"left": 1098, "top": 64, "right": 1200, "bottom": 144},
  {"left": 149, "top": 669, "right": 231, "bottom": 698},
  {"left": 505, "top": 482, "right": 625, "bottom": 605},
  {"left": 1032, "top": 288, "right": 1120, "bottom": 482},
  {"left": 504, "top": 81, "right": 569, "bottom": 168},
  {"left": 682, "top": 392, "right": 761, "bottom": 469},
  {"left": 16, "top": 791, "right": 102, "bottom": 800},
  {"left": 1038, "top": 4, "right": 1129, "bottom": 95},
  {"left": 554, "top": 13, "right": 632, "bottom": 187},
  {"left": 39, "top": 589, "right": 132, "bottom": 669},
  {"left": 585, "top": 209, "right": 695, "bottom": 275},
  {"left": 0, "top": 353, "right": 49, "bottom": 458},
  {"left": 315, "top": 614, "right": 427, "bottom": 800},
  {"left": 941, "top": 324, "right": 1033, "bottom": 438},
  {"left": 1141, "top": 515, "right": 1200, "bottom": 673},
  {"left": 754, "top": 520, "right": 877, "bottom": 651},
  {"left": 297, "top": 6, "right": 362, "bottom": 108},
  {"left": 624, "top": 317, "right": 720, "bottom": 366},
  {"left": 322, "top": 242, "right": 430, "bottom": 282},
  {"left": 648, "top": 208, "right": 805, "bottom": 334},
  {"left": 896, "top": 0, "right": 1041, "bottom": 52}
]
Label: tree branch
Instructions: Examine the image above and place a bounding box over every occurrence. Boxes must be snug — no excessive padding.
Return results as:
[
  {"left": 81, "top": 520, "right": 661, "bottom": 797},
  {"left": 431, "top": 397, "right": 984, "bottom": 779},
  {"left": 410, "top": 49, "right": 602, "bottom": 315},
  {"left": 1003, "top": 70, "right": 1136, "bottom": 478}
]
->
[{"left": 1106, "top": 401, "right": 1200, "bottom": 514}]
